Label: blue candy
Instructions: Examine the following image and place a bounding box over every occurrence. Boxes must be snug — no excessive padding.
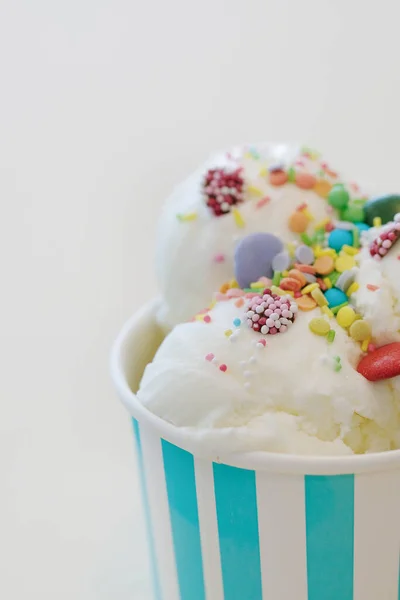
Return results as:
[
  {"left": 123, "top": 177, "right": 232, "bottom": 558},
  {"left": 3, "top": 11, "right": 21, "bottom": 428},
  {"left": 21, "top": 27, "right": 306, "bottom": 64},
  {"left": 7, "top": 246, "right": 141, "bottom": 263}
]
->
[
  {"left": 324, "top": 287, "right": 348, "bottom": 308},
  {"left": 234, "top": 232, "right": 284, "bottom": 288},
  {"left": 355, "top": 222, "right": 370, "bottom": 233},
  {"left": 328, "top": 228, "right": 353, "bottom": 252}
]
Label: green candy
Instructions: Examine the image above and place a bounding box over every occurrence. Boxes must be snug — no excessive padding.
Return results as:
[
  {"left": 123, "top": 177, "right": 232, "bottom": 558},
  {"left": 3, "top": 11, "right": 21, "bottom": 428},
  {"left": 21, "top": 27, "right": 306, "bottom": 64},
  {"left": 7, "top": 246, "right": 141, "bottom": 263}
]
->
[
  {"left": 327, "top": 270, "right": 340, "bottom": 286},
  {"left": 328, "top": 184, "right": 350, "bottom": 210},
  {"left": 340, "top": 204, "right": 365, "bottom": 223},
  {"left": 287, "top": 167, "right": 296, "bottom": 182},
  {"left": 364, "top": 194, "right": 400, "bottom": 226}
]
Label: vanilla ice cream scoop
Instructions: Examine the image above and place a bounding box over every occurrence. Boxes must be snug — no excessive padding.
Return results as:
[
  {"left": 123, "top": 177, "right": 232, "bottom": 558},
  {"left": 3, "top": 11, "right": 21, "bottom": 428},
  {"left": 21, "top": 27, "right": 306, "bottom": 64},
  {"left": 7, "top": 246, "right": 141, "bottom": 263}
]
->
[
  {"left": 156, "top": 143, "right": 360, "bottom": 329},
  {"left": 138, "top": 292, "right": 400, "bottom": 456}
]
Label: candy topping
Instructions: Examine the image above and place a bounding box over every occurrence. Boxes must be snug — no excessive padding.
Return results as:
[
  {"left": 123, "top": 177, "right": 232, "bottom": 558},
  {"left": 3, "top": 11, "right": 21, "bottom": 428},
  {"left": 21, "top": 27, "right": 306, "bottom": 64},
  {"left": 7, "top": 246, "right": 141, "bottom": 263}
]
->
[
  {"left": 369, "top": 214, "right": 400, "bottom": 260},
  {"left": 234, "top": 232, "right": 284, "bottom": 288},
  {"left": 203, "top": 167, "right": 244, "bottom": 216},
  {"left": 357, "top": 342, "right": 400, "bottom": 381},
  {"left": 245, "top": 289, "right": 297, "bottom": 335}
]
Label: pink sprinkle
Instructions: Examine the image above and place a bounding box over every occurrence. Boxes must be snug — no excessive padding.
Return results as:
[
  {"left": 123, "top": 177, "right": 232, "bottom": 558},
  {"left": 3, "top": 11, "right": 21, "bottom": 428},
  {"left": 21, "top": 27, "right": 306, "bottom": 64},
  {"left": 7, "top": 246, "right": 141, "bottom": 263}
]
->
[
  {"left": 258, "top": 338, "right": 266, "bottom": 346},
  {"left": 235, "top": 298, "right": 244, "bottom": 307},
  {"left": 204, "top": 315, "right": 212, "bottom": 323},
  {"left": 219, "top": 364, "right": 227, "bottom": 372},
  {"left": 294, "top": 291, "right": 302, "bottom": 298},
  {"left": 256, "top": 196, "right": 270, "bottom": 209},
  {"left": 367, "top": 284, "right": 379, "bottom": 292},
  {"left": 214, "top": 253, "right": 225, "bottom": 263},
  {"left": 368, "top": 344, "right": 377, "bottom": 353},
  {"left": 205, "top": 353, "right": 214, "bottom": 361}
]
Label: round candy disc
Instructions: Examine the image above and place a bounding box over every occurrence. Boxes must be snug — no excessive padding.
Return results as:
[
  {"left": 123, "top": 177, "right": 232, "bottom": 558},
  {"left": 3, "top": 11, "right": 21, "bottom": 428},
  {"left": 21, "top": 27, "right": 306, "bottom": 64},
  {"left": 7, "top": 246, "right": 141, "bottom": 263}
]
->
[
  {"left": 234, "top": 233, "right": 284, "bottom": 288},
  {"left": 328, "top": 184, "right": 350, "bottom": 210},
  {"left": 328, "top": 228, "right": 353, "bottom": 252}
]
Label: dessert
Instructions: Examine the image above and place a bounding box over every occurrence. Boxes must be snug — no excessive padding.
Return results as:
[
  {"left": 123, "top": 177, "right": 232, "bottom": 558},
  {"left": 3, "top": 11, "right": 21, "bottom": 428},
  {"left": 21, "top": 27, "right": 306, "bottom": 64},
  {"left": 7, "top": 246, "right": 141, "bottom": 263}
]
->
[
  {"left": 156, "top": 143, "right": 366, "bottom": 329},
  {"left": 137, "top": 187, "right": 400, "bottom": 456}
]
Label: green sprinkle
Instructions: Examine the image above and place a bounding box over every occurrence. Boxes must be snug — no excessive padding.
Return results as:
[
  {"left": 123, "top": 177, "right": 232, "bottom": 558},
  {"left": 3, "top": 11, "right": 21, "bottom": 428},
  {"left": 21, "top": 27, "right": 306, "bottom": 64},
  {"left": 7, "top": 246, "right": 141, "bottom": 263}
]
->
[
  {"left": 287, "top": 166, "right": 296, "bottom": 182},
  {"left": 300, "top": 233, "right": 313, "bottom": 246},
  {"left": 249, "top": 147, "right": 260, "bottom": 160},
  {"left": 331, "top": 301, "right": 349, "bottom": 315},
  {"left": 272, "top": 271, "right": 282, "bottom": 286},
  {"left": 352, "top": 226, "right": 360, "bottom": 248},
  {"left": 333, "top": 355, "right": 342, "bottom": 372},
  {"left": 244, "top": 287, "right": 262, "bottom": 293},
  {"left": 327, "top": 329, "right": 336, "bottom": 343},
  {"left": 328, "top": 270, "right": 340, "bottom": 286}
]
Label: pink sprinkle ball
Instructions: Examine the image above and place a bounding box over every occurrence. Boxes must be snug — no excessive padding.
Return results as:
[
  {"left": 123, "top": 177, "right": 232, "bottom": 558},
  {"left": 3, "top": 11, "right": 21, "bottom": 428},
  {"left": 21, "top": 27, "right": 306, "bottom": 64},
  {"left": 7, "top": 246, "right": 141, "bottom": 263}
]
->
[
  {"left": 214, "top": 253, "right": 226, "bottom": 263},
  {"left": 245, "top": 289, "right": 297, "bottom": 336},
  {"left": 205, "top": 353, "right": 214, "bottom": 361},
  {"left": 203, "top": 315, "right": 211, "bottom": 323},
  {"left": 219, "top": 364, "right": 227, "bottom": 372}
]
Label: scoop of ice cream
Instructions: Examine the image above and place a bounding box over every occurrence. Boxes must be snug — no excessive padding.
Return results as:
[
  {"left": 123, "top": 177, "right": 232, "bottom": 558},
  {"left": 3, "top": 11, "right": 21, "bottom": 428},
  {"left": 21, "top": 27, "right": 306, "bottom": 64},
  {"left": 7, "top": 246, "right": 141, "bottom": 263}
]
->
[
  {"left": 138, "top": 293, "right": 400, "bottom": 455},
  {"left": 156, "top": 143, "right": 361, "bottom": 329},
  {"left": 353, "top": 216, "right": 400, "bottom": 346}
]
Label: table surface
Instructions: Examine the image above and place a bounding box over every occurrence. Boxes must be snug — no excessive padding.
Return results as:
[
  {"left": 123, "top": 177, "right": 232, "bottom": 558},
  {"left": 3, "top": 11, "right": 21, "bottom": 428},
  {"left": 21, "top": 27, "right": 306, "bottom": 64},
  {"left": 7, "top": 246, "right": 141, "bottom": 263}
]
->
[{"left": 2, "top": 0, "right": 400, "bottom": 598}]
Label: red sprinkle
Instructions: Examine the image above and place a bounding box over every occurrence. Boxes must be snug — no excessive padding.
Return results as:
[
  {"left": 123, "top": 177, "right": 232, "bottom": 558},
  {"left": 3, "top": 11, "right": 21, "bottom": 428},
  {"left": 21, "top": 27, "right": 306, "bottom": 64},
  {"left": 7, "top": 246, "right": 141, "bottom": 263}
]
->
[
  {"left": 258, "top": 338, "right": 266, "bottom": 346},
  {"left": 366, "top": 284, "right": 379, "bottom": 292},
  {"left": 357, "top": 342, "right": 400, "bottom": 381},
  {"left": 256, "top": 196, "right": 270, "bottom": 209},
  {"left": 205, "top": 353, "right": 214, "bottom": 362},
  {"left": 219, "top": 364, "right": 227, "bottom": 372},
  {"left": 203, "top": 167, "right": 244, "bottom": 217}
]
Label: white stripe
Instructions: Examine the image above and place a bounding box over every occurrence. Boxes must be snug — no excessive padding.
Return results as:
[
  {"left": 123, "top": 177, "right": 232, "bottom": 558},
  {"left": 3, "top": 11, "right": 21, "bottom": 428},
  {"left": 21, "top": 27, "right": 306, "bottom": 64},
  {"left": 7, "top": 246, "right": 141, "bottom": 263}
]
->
[
  {"left": 256, "top": 472, "right": 308, "bottom": 599},
  {"left": 140, "top": 425, "right": 180, "bottom": 600},
  {"left": 194, "top": 458, "right": 224, "bottom": 600},
  {"left": 354, "top": 470, "right": 400, "bottom": 600}
]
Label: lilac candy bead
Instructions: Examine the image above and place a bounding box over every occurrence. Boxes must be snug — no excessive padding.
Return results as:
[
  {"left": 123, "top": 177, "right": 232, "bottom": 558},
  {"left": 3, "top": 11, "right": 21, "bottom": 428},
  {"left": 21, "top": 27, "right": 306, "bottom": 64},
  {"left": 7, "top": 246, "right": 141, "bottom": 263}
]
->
[{"left": 234, "top": 232, "right": 284, "bottom": 288}]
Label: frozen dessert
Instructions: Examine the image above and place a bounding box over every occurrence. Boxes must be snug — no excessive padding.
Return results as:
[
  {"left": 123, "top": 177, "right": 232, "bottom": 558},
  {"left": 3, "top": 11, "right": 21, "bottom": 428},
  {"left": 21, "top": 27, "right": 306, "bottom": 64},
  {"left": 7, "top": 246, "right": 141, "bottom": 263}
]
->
[
  {"left": 137, "top": 188, "right": 400, "bottom": 456},
  {"left": 156, "top": 143, "right": 367, "bottom": 329}
]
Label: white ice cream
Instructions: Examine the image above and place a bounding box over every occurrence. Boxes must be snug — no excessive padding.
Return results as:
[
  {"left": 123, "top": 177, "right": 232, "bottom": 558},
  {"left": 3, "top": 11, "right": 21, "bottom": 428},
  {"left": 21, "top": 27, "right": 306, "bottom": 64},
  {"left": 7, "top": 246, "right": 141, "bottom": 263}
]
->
[
  {"left": 156, "top": 143, "right": 350, "bottom": 329},
  {"left": 138, "top": 296, "right": 400, "bottom": 455}
]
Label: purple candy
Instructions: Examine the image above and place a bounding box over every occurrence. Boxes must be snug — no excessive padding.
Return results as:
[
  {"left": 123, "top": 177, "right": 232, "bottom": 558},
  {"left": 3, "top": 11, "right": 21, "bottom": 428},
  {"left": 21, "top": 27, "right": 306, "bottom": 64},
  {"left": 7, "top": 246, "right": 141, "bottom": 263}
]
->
[{"left": 234, "top": 232, "right": 284, "bottom": 288}]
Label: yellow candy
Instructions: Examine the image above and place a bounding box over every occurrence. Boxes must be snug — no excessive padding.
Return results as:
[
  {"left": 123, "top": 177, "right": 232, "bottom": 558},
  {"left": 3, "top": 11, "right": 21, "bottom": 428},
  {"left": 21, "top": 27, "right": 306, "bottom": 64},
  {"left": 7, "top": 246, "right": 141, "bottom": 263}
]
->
[
  {"left": 309, "top": 317, "right": 330, "bottom": 336},
  {"left": 323, "top": 277, "right": 332, "bottom": 289},
  {"left": 342, "top": 245, "right": 359, "bottom": 256},
  {"left": 311, "top": 287, "right": 328, "bottom": 306},
  {"left": 335, "top": 255, "right": 356, "bottom": 273},
  {"left": 250, "top": 282, "right": 264, "bottom": 289},
  {"left": 259, "top": 167, "right": 268, "bottom": 177},
  {"left": 373, "top": 217, "right": 382, "bottom": 227},
  {"left": 302, "top": 283, "right": 319, "bottom": 295},
  {"left": 336, "top": 306, "right": 356, "bottom": 328},
  {"left": 232, "top": 208, "right": 245, "bottom": 228},
  {"left": 349, "top": 320, "right": 372, "bottom": 342},
  {"left": 271, "top": 285, "right": 294, "bottom": 297},
  {"left": 319, "top": 248, "right": 337, "bottom": 257},
  {"left": 322, "top": 305, "right": 334, "bottom": 318},
  {"left": 247, "top": 185, "right": 264, "bottom": 197},
  {"left": 361, "top": 337, "right": 371, "bottom": 352},
  {"left": 287, "top": 242, "right": 296, "bottom": 258},
  {"left": 314, "top": 218, "right": 330, "bottom": 230},
  {"left": 301, "top": 208, "right": 315, "bottom": 221},
  {"left": 346, "top": 282, "right": 359, "bottom": 296},
  {"left": 282, "top": 270, "right": 289, "bottom": 277},
  {"left": 177, "top": 212, "right": 198, "bottom": 221},
  {"left": 224, "top": 329, "right": 233, "bottom": 337},
  {"left": 229, "top": 279, "right": 239, "bottom": 288}
]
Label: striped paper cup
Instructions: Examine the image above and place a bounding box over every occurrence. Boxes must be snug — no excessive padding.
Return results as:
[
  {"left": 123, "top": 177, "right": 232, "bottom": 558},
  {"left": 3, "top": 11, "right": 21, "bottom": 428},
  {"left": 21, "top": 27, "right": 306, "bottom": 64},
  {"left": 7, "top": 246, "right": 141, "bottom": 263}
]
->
[{"left": 111, "top": 299, "right": 400, "bottom": 600}]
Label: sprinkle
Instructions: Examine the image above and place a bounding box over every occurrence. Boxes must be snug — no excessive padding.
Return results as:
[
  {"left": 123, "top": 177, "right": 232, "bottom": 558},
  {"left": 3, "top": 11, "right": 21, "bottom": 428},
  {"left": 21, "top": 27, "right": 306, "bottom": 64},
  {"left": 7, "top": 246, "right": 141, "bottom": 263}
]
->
[
  {"left": 220, "top": 282, "right": 230, "bottom": 293},
  {"left": 296, "top": 295, "right": 317, "bottom": 311},
  {"left": 287, "top": 166, "right": 296, "bottom": 182},
  {"left": 309, "top": 317, "right": 330, "bottom": 336},
  {"left": 322, "top": 306, "right": 334, "bottom": 318},
  {"left": 334, "top": 356, "right": 342, "bottom": 372},
  {"left": 248, "top": 185, "right": 264, "bottom": 197},
  {"left": 301, "top": 283, "right": 319, "bottom": 295},
  {"left": 203, "top": 315, "right": 211, "bottom": 323},
  {"left": 272, "top": 271, "right": 282, "bottom": 286},
  {"left": 205, "top": 353, "right": 214, "bottom": 361},
  {"left": 373, "top": 216, "right": 382, "bottom": 227},
  {"left": 232, "top": 208, "right": 245, "bottom": 228},
  {"left": 235, "top": 298, "right": 244, "bottom": 307},
  {"left": 327, "top": 329, "right": 336, "bottom": 343},
  {"left": 224, "top": 329, "right": 233, "bottom": 337},
  {"left": 177, "top": 212, "right": 198, "bottom": 221},
  {"left": 366, "top": 284, "right": 379, "bottom": 292},
  {"left": 300, "top": 233, "right": 313, "bottom": 246},
  {"left": 229, "top": 278, "right": 239, "bottom": 289},
  {"left": 331, "top": 301, "right": 349, "bottom": 315},
  {"left": 314, "top": 218, "right": 331, "bottom": 230},
  {"left": 349, "top": 320, "right": 371, "bottom": 342},
  {"left": 219, "top": 364, "right": 228, "bottom": 372},
  {"left": 346, "top": 282, "right": 359, "bottom": 296},
  {"left": 287, "top": 242, "right": 296, "bottom": 258},
  {"left": 368, "top": 343, "right": 376, "bottom": 353},
  {"left": 203, "top": 167, "right": 244, "bottom": 216},
  {"left": 311, "top": 287, "right": 328, "bottom": 306},
  {"left": 271, "top": 285, "right": 294, "bottom": 297},
  {"left": 214, "top": 253, "right": 225, "bottom": 263},
  {"left": 352, "top": 227, "right": 360, "bottom": 248},
  {"left": 323, "top": 277, "right": 332, "bottom": 289},
  {"left": 314, "top": 255, "right": 335, "bottom": 275},
  {"left": 361, "top": 338, "right": 371, "bottom": 353},
  {"left": 336, "top": 306, "right": 356, "bottom": 328},
  {"left": 289, "top": 211, "right": 309, "bottom": 233},
  {"left": 246, "top": 290, "right": 297, "bottom": 335},
  {"left": 233, "top": 318, "right": 241, "bottom": 327},
  {"left": 257, "top": 338, "right": 267, "bottom": 347},
  {"left": 256, "top": 196, "right": 270, "bottom": 209},
  {"left": 259, "top": 167, "right": 268, "bottom": 177},
  {"left": 342, "top": 245, "right": 359, "bottom": 256},
  {"left": 295, "top": 263, "right": 316, "bottom": 274}
]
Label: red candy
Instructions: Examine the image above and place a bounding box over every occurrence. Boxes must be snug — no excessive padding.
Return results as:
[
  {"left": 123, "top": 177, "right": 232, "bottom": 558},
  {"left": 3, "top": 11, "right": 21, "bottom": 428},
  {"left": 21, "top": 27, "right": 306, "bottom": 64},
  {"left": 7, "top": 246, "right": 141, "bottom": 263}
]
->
[
  {"left": 357, "top": 342, "right": 400, "bottom": 381},
  {"left": 203, "top": 167, "right": 244, "bottom": 217}
]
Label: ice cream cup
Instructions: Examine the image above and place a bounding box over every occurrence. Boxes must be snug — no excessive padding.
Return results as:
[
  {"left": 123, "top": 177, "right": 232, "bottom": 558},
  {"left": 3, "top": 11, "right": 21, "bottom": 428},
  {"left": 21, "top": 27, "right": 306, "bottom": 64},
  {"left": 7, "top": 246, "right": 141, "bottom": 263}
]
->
[{"left": 111, "top": 299, "right": 400, "bottom": 600}]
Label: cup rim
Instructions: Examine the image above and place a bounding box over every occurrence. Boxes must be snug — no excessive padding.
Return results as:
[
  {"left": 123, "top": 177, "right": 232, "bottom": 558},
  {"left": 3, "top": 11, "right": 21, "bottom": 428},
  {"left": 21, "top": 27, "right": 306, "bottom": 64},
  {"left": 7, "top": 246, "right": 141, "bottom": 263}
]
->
[{"left": 110, "top": 299, "right": 400, "bottom": 475}]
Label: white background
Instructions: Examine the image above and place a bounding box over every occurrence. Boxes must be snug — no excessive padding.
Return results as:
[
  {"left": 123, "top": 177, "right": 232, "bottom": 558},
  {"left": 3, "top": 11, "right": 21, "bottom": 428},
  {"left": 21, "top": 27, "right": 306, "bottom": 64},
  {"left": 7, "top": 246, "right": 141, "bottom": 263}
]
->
[{"left": 1, "top": 1, "right": 400, "bottom": 598}]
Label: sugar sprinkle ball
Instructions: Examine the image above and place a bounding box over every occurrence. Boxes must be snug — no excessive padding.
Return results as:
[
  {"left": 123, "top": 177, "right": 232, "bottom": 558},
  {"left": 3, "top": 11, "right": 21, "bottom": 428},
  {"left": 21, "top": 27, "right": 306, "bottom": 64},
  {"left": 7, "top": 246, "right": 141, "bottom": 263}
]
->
[
  {"left": 245, "top": 289, "right": 297, "bottom": 335},
  {"left": 369, "top": 213, "right": 400, "bottom": 260},
  {"left": 203, "top": 166, "right": 244, "bottom": 217}
]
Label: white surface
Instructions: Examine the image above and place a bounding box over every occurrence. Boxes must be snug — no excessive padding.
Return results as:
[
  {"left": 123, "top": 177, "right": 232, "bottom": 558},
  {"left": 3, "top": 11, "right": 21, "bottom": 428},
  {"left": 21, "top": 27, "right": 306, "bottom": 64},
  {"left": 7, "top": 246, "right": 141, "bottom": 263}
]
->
[{"left": 1, "top": 0, "right": 400, "bottom": 598}]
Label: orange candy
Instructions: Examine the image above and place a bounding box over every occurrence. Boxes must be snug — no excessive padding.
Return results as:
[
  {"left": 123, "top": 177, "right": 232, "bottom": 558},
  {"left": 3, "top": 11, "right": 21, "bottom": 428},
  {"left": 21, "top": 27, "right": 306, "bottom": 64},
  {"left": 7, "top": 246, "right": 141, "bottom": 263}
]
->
[
  {"left": 295, "top": 172, "right": 316, "bottom": 189},
  {"left": 219, "top": 282, "right": 230, "bottom": 293},
  {"left": 288, "top": 269, "right": 307, "bottom": 287},
  {"left": 279, "top": 277, "right": 302, "bottom": 292},
  {"left": 269, "top": 170, "right": 288, "bottom": 186},
  {"left": 313, "top": 179, "right": 332, "bottom": 198},
  {"left": 313, "top": 255, "right": 335, "bottom": 275},
  {"left": 294, "top": 263, "right": 316, "bottom": 274},
  {"left": 288, "top": 211, "right": 309, "bottom": 233},
  {"left": 296, "top": 295, "right": 318, "bottom": 311}
]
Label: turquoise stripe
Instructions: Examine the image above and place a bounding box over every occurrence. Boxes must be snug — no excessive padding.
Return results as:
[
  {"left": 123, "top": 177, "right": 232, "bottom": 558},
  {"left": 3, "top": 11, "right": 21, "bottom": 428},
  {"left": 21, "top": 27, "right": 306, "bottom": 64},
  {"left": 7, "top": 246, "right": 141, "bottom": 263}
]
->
[
  {"left": 213, "top": 463, "right": 262, "bottom": 600},
  {"left": 161, "top": 440, "right": 205, "bottom": 600},
  {"left": 132, "top": 419, "right": 162, "bottom": 600},
  {"left": 305, "top": 474, "right": 354, "bottom": 600}
]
